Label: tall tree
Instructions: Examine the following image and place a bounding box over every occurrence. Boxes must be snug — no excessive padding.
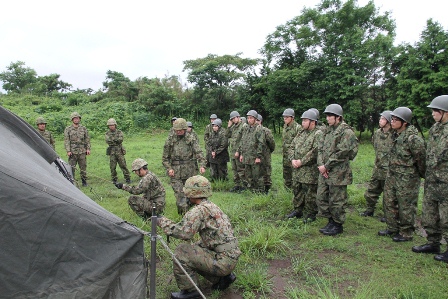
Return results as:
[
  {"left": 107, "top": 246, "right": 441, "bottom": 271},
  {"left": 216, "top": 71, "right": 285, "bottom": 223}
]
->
[
  {"left": 0, "top": 61, "right": 37, "bottom": 93},
  {"left": 102, "top": 70, "right": 138, "bottom": 101}
]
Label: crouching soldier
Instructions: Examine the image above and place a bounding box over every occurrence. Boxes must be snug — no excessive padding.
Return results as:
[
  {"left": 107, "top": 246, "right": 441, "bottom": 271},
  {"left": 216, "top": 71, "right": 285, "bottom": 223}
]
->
[
  {"left": 115, "top": 158, "right": 166, "bottom": 218},
  {"left": 158, "top": 175, "right": 241, "bottom": 299}
]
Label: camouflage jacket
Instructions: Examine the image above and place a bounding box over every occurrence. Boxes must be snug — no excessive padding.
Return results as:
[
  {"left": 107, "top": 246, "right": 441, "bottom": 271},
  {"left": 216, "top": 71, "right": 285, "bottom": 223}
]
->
[
  {"left": 105, "top": 129, "right": 125, "bottom": 155},
  {"left": 288, "top": 127, "right": 322, "bottom": 184},
  {"left": 238, "top": 124, "right": 266, "bottom": 164},
  {"left": 122, "top": 171, "right": 165, "bottom": 200},
  {"left": 388, "top": 125, "right": 426, "bottom": 178},
  {"left": 226, "top": 121, "right": 246, "bottom": 155},
  {"left": 318, "top": 122, "right": 358, "bottom": 186},
  {"left": 204, "top": 123, "right": 213, "bottom": 151},
  {"left": 158, "top": 199, "right": 241, "bottom": 259},
  {"left": 282, "top": 120, "right": 302, "bottom": 163},
  {"left": 426, "top": 121, "right": 448, "bottom": 183},
  {"left": 162, "top": 132, "right": 206, "bottom": 178},
  {"left": 207, "top": 128, "right": 229, "bottom": 164},
  {"left": 262, "top": 126, "right": 276, "bottom": 162},
  {"left": 371, "top": 128, "right": 393, "bottom": 180},
  {"left": 64, "top": 125, "right": 90, "bottom": 154},
  {"left": 38, "top": 129, "right": 55, "bottom": 149}
]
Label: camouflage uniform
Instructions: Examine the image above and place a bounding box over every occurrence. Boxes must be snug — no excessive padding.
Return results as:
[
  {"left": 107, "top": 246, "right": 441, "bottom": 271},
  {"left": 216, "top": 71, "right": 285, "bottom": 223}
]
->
[
  {"left": 64, "top": 124, "right": 90, "bottom": 181},
  {"left": 122, "top": 171, "right": 166, "bottom": 217},
  {"left": 261, "top": 125, "right": 276, "bottom": 190},
  {"left": 37, "top": 129, "right": 55, "bottom": 149},
  {"left": 239, "top": 123, "right": 266, "bottom": 192},
  {"left": 317, "top": 122, "right": 358, "bottom": 224},
  {"left": 162, "top": 132, "right": 206, "bottom": 214},
  {"left": 364, "top": 127, "right": 393, "bottom": 214},
  {"left": 289, "top": 127, "right": 322, "bottom": 218},
  {"left": 282, "top": 120, "right": 301, "bottom": 188},
  {"left": 207, "top": 128, "right": 229, "bottom": 181},
  {"left": 158, "top": 199, "right": 240, "bottom": 292},
  {"left": 105, "top": 129, "right": 130, "bottom": 182},
  {"left": 226, "top": 120, "right": 246, "bottom": 189},
  {"left": 384, "top": 125, "right": 426, "bottom": 237}
]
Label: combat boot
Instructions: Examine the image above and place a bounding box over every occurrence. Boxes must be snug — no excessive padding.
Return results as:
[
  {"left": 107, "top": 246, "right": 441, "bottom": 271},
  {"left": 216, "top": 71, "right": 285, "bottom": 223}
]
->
[
  {"left": 303, "top": 214, "right": 316, "bottom": 224},
  {"left": 322, "top": 222, "right": 343, "bottom": 236},
  {"left": 229, "top": 186, "right": 240, "bottom": 192},
  {"left": 360, "top": 210, "right": 374, "bottom": 217},
  {"left": 434, "top": 250, "right": 448, "bottom": 263},
  {"left": 319, "top": 218, "right": 334, "bottom": 233},
  {"left": 392, "top": 234, "right": 413, "bottom": 242},
  {"left": 125, "top": 178, "right": 131, "bottom": 184},
  {"left": 170, "top": 290, "right": 201, "bottom": 299},
  {"left": 212, "top": 272, "right": 237, "bottom": 291},
  {"left": 82, "top": 179, "right": 88, "bottom": 187},
  {"left": 286, "top": 210, "right": 303, "bottom": 219},
  {"left": 378, "top": 229, "right": 396, "bottom": 237},
  {"left": 412, "top": 243, "right": 440, "bottom": 254}
]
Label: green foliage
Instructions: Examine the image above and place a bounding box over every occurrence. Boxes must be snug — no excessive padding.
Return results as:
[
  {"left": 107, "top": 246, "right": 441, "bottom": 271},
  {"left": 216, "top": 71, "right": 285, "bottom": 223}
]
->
[{"left": 0, "top": 61, "right": 37, "bottom": 93}]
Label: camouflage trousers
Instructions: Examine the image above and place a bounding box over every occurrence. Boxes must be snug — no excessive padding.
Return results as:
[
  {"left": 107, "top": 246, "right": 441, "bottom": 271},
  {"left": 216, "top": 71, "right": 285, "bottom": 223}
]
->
[
  {"left": 128, "top": 195, "right": 165, "bottom": 218},
  {"left": 421, "top": 180, "right": 448, "bottom": 244},
  {"left": 170, "top": 178, "right": 189, "bottom": 215},
  {"left": 173, "top": 243, "right": 237, "bottom": 291},
  {"left": 243, "top": 162, "right": 265, "bottom": 193},
  {"left": 230, "top": 157, "right": 245, "bottom": 187},
  {"left": 383, "top": 173, "right": 420, "bottom": 237},
  {"left": 210, "top": 162, "right": 228, "bottom": 181},
  {"left": 69, "top": 153, "right": 87, "bottom": 181},
  {"left": 317, "top": 177, "right": 348, "bottom": 224},
  {"left": 363, "top": 178, "right": 386, "bottom": 213},
  {"left": 293, "top": 181, "right": 318, "bottom": 217},
  {"left": 109, "top": 153, "right": 130, "bottom": 182},
  {"left": 263, "top": 155, "right": 272, "bottom": 187},
  {"left": 283, "top": 158, "right": 293, "bottom": 189}
]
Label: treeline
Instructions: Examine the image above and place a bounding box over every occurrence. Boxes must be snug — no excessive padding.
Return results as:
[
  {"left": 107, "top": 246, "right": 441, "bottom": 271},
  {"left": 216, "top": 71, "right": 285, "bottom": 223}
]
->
[{"left": 1, "top": 0, "right": 448, "bottom": 135}]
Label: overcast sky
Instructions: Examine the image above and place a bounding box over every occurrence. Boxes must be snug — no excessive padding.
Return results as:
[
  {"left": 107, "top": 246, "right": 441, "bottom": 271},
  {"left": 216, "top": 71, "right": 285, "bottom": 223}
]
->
[{"left": 1, "top": 0, "right": 447, "bottom": 91}]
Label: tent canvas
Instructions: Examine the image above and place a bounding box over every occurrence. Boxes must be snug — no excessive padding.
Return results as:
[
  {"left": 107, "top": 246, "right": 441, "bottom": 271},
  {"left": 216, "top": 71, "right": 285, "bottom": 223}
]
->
[{"left": 0, "top": 106, "right": 147, "bottom": 298}]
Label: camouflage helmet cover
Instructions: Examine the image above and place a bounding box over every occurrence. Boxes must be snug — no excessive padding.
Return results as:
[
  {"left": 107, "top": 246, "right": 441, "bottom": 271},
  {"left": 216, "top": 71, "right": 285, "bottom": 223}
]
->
[
  {"left": 36, "top": 117, "right": 47, "bottom": 125},
  {"left": 131, "top": 158, "right": 148, "bottom": 171},
  {"left": 229, "top": 111, "right": 240, "bottom": 119},
  {"left": 107, "top": 118, "right": 117, "bottom": 126},
  {"left": 380, "top": 110, "right": 392, "bottom": 123},
  {"left": 173, "top": 118, "right": 188, "bottom": 130},
  {"left": 247, "top": 110, "right": 258, "bottom": 118},
  {"left": 301, "top": 109, "right": 318, "bottom": 121},
  {"left": 212, "top": 118, "right": 222, "bottom": 127},
  {"left": 391, "top": 107, "right": 412, "bottom": 123},
  {"left": 323, "top": 104, "right": 343, "bottom": 117},
  {"left": 70, "top": 112, "right": 81, "bottom": 120},
  {"left": 282, "top": 108, "right": 295, "bottom": 117},
  {"left": 428, "top": 95, "right": 448, "bottom": 112},
  {"left": 183, "top": 175, "right": 212, "bottom": 198}
]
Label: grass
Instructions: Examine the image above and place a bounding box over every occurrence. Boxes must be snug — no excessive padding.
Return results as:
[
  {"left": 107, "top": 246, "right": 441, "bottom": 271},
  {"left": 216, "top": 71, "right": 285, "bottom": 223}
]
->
[{"left": 43, "top": 129, "right": 448, "bottom": 298}]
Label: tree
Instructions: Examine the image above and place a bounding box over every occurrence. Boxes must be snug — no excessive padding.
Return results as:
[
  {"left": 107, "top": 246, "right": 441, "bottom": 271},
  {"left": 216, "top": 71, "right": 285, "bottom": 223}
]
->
[
  {"left": 0, "top": 61, "right": 37, "bottom": 93},
  {"left": 102, "top": 70, "right": 138, "bottom": 101}
]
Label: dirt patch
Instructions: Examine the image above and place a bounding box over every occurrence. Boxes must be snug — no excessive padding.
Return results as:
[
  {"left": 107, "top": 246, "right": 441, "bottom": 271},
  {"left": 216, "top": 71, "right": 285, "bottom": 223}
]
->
[{"left": 266, "top": 259, "right": 293, "bottom": 298}]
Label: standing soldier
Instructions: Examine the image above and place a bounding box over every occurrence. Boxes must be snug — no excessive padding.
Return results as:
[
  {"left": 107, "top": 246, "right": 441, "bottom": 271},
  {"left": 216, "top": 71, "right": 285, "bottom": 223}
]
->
[
  {"left": 163, "top": 118, "right": 206, "bottom": 215},
  {"left": 317, "top": 104, "right": 358, "bottom": 236},
  {"left": 114, "top": 158, "right": 165, "bottom": 218},
  {"left": 208, "top": 119, "right": 229, "bottom": 181},
  {"left": 226, "top": 111, "right": 246, "bottom": 192},
  {"left": 310, "top": 108, "right": 326, "bottom": 132},
  {"left": 105, "top": 118, "right": 131, "bottom": 184},
  {"left": 36, "top": 117, "right": 55, "bottom": 149},
  {"left": 378, "top": 107, "right": 426, "bottom": 242},
  {"left": 186, "top": 121, "right": 199, "bottom": 141},
  {"left": 238, "top": 110, "right": 266, "bottom": 193},
  {"left": 257, "top": 114, "right": 276, "bottom": 193},
  {"left": 64, "top": 112, "right": 91, "bottom": 187},
  {"left": 287, "top": 110, "right": 322, "bottom": 222},
  {"left": 282, "top": 108, "right": 301, "bottom": 189},
  {"left": 360, "top": 111, "right": 393, "bottom": 220},
  {"left": 204, "top": 114, "right": 218, "bottom": 167},
  {"left": 412, "top": 95, "right": 448, "bottom": 261},
  {"left": 157, "top": 175, "right": 240, "bottom": 299}
]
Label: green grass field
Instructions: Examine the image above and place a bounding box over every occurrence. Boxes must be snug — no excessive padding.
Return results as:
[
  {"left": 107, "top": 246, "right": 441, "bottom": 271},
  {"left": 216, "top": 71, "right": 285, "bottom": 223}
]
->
[{"left": 49, "top": 130, "right": 448, "bottom": 298}]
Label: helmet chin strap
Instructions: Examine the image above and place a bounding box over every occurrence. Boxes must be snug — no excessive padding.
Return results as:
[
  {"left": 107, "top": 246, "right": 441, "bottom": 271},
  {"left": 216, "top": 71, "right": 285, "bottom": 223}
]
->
[{"left": 437, "top": 111, "right": 445, "bottom": 123}]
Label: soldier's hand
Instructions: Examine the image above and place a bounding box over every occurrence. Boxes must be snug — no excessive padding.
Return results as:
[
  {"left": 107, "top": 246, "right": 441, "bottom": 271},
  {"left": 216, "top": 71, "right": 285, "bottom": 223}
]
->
[
  {"left": 228, "top": 120, "right": 232, "bottom": 127},
  {"left": 114, "top": 182, "right": 123, "bottom": 189},
  {"left": 168, "top": 169, "right": 175, "bottom": 177},
  {"left": 67, "top": 151, "right": 72, "bottom": 157},
  {"left": 86, "top": 149, "right": 91, "bottom": 155},
  {"left": 255, "top": 158, "right": 261, "bottom": 164}
]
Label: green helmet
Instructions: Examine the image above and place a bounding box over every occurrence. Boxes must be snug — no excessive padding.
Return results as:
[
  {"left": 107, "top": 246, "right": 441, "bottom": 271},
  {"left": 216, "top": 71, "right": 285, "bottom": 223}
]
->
[
  {"left": 36, "top": 117, "right": 47, "bottom": 125},
  {"left": 70, "top": 112, "right": 81, "bottom": 120},
  {"left": 324, "top": 104, "right": 343, "bottom": 117},
  {"left": 212, "top": 118, "right": 222, "bottom": 127},
  {"left": 183, "top": 175, "right": 212, "bottom": 198},
  {"left": 380, "top": 110, "right": 392, "bottom": 123},
  {"left": 301, "top": 109, "right": 318, "bottom": 121},
  {"left": 241, "top": 117, "right": 247, "bottom": 124},
  {"left": 173, "top": 118, "right": 188, "bottom": 130},
  {"left": 247, "top": 110, "right": 258, "bottom": 118},
  {"left": 257, "top": 114, "right": 263, "bottom": 121},
  {"left": 428, "top": 95, "right": 448, "bottom": 112},
  {"left": 131, "top": 158, "right": 148, "bottom": 171},
  {"left": 282, "top": 108, "right": 295, "bottom": 117},
  {"left": 107, "top": 118, "right": 117, "bottom": 126},
  {"left": 391, "top": 107, "right": 412, "bottom": 123},
  {"left": 210, "top": 114, "right": 218, "bottom": 119},
  {"left": 187, "top": 121, "right": 193, "bottom": 128},
  {"left": 230, "top": 111, "right": 240, "bottom": 119},
  {"left": 310, "top": 108, "right": 320, "bottom": 119}
]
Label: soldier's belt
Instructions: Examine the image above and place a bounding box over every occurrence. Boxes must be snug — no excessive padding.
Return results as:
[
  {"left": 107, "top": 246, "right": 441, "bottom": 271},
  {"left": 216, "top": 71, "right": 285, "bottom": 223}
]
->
[
  {"left": 171, "top": 160, "right": 194, "bottom": 165},
  {"left": 214, "top": 239, "right": 238, "bottom": 253}
]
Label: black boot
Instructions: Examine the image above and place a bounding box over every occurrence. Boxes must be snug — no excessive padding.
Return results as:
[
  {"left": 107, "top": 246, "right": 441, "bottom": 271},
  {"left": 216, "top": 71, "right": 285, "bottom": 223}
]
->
[
  {"left": 303, "top": 214, "right": 316, "bottom": 223},
  {"left": 286, "top": 210, "right": 303, "bottom": 219},
  {"left": 378, "top": 229, "right": 397, "bottom": 237},
  {"left": 170, "top": 290, "right": 201, "bottom": 299},
  {"left": 319, "top": 218, "right": 334, "bottom": 233},
  {"left": 434, "top": 250, "right": 448, "bottom": 263},
  {"left": 264, "top": 185, "right": 271, "bottom": 194},
  {"left": 212, "top": 272, "right": 237, "bottom": 291},
  {"left": 125, "top": 178, "right": 131, "bottom": 184},
  {"left": 322, "top": 222, "right": 343, "bottom": 236},
  {"left": 81, "top": 179, "right": 88, "bottom": 187},
  {"left": 229, "top": 186, "right": 240, "bottom": 192},
  {"left": 412, "top": 243, "right": 440, "bottom": 254},
  {"left": 392, "top": 234, "right": 413, "bottom": 242},
  {"left": 360, "top": 210, "right": 374, "bottom": 217}
]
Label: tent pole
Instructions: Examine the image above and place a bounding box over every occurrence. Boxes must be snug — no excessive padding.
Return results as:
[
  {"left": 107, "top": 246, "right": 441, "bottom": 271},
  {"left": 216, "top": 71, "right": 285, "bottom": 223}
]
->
[{"left": 150, "top": 206, "right": 157, "bottom": 299}]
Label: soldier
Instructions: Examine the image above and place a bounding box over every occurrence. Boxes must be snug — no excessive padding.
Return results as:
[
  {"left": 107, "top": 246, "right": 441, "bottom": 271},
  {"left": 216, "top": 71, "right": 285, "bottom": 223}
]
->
[
  {"left": 186, "top": 121, "right": 199, "bottom": 141},
  {"left": 360, "top": 111, "right": 393, "bottom": 220},
  {"left": 64, "top": 112, "right": 91, "bottom": 187},
  {"left": 115, "top": 158, "right": 165, "bottom": 218},
  {"left": 105, "top": 118, "right": 131, "bottom": 184},
  {"left": 238, "top": 110, "right": 266, "bottom": 193},
  {"left": 256, "top": 114, "right": 276, "bottom": 193},
  {"left": 378, "top": 107, "right": 426, "bottom": 242},
  {"left": 162, "top": 118, "right": 206, "bottom": 215},
  {"left": 226, "top": 111, "right": 246, "bottom": 192},
  {"left": 310, "top": 108, "right": 327, "bottom": 132},
  {"left": 207, "top": 119, "right": 229, "bottom": 181},
  {"left": 282, "top": 108, "right": 301, "bottom": 189},
  {"left": 204, "top": 114, "right": 218, "bottom": 167},
  {"left": 317, "top": 104, "right": 358, "bottom": 236},
  {"left": 412, "top": 95, "right": 448, "bottom": 261},
  {"left": 36, "top": 117, "right": 55, "bottom": 149},
  {"left": 287, "top": 110, "right": 322, "bottom": 222},
  {"left": 157, "top": 175, "right": 240, "bottom": 299}
]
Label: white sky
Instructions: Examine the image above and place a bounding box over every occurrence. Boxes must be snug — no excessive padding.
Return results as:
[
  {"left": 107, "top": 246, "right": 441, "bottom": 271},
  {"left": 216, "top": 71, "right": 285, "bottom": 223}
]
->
[{"left": 1, "top": 0, "right": 447, "bottom": 91}]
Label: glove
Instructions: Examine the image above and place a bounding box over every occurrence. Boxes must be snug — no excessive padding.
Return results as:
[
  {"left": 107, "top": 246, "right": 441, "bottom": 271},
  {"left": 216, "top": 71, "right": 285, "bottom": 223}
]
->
[{"left": 114, "top": 182, "right": 123, "bottom": 189}]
